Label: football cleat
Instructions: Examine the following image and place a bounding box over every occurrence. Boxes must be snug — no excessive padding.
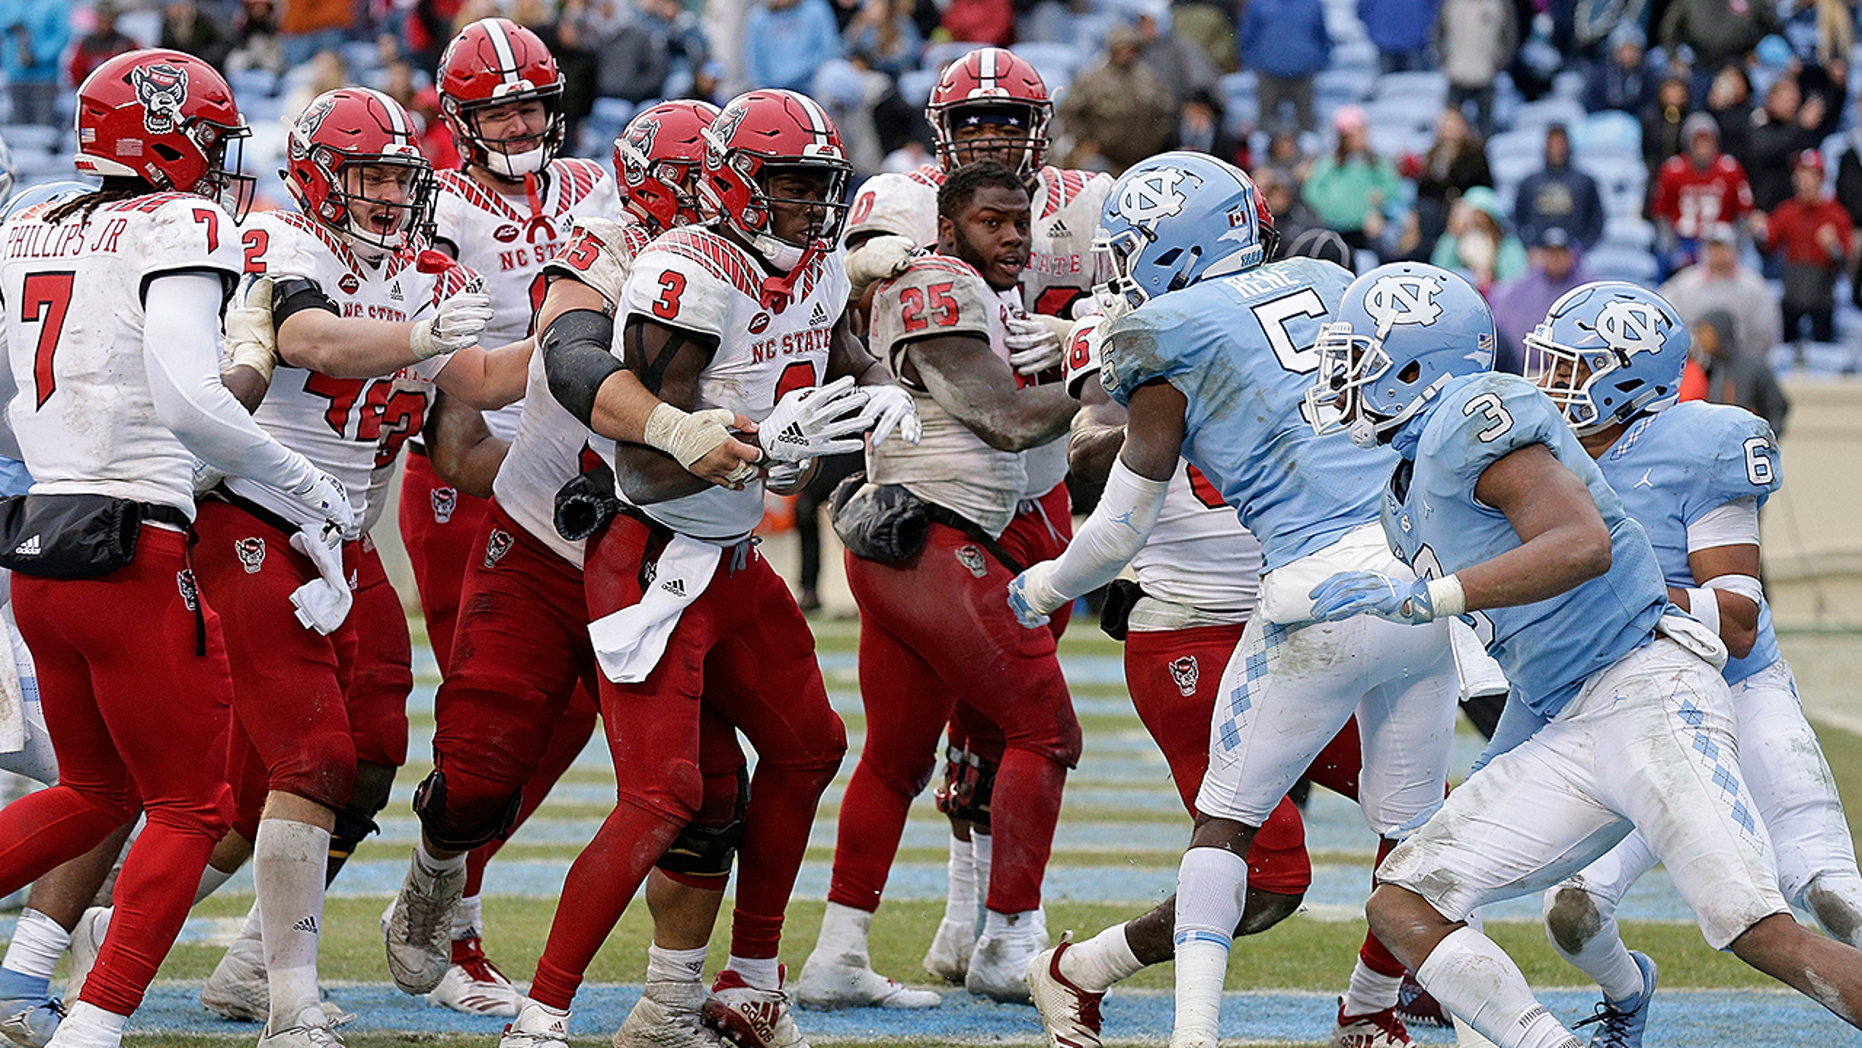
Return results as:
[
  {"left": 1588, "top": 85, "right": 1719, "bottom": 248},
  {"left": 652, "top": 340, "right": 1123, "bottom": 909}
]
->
[
  {"left": 426, "top": 937, "right": 524, "bottom": 1017},
  {"left": 60, "top": 908, "right": 110, "bottom": 1008},
  {"left": 1393, "top": 971, "right": 1448, "bottom": 1028},
  {"left": 1330, "top": 998, "right": 1413, "bottom": 1048},
  {"left": 702, "top": 968, "right": 808, "bottom": 1048},
  {"left": 256, "top": 1008, "right": 344, "bottom": 1048},
  {"left": 383, "top": 855, "right": 467, "bottom": 995},
  {"left": 1027, "top": 939, "right": 1105, "bottom": 1048},
  {"left": 921, "top": 916, "right": 974, "bottom": 985},
  {"left": 199, "top": 930, "right": 268, "bottom": 1022},
  {"left": 500, "top": 1001, "right": 572, "bottom": 1048},
  {"left": 612, "top": 980, "right": 720, "bottom": 1048},
  {"left": 0, "top": 993, "right": 62, "bottom": 1048},
  {"left": 1572, "top": 951, "right": 1657, "bottom": 1048},
  {"left": 965, "top": 933, "right": 1037, "bottom": 1004}
]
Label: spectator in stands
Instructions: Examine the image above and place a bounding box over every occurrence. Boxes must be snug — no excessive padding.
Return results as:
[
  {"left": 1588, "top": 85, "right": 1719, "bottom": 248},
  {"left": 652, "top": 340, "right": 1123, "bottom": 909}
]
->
[
  {"left": 1238, "top": 0, "right": 1330, "bottom": 136},
  {"left": 939, "top": 0, "right": 1012, "bottom": 48},
  {"left": 639, "top": 0, "right": 712, "bottom": 87},
  {"left": 1260, "top": 129, "right": 1309, "bottom": 190},
  {"left": 1303, "top": 104, "right": 1403, "bottom": 258},
  {"left": 1172, "top": 88, "right": 1241, "bottom": 166},
  {"left": 1705, "top": 63, "right": 1755, "bottom": 172},
  {"left": 161, "top": 0, "right": 232, "bottom": 71},
  {"left": 1747, "top": 76, "right": 1826, "bottom": 215},
  {"left": 1651, "top": 112, "right": 1753, "bottom": 277},
  {"left": 284, "top": 48, "right": 348, "bottom": 122},
  {"left": 1402, "top": 106, "right": 1492, "bottom": 260},
  {"left": 68, "top": 2, "right": 136, "bottom": 90},
  {"left": 1057, "top": 25, "right": 1175, "bottom": 173},
  {"left": 227, "top": 0, "right": 284, "bottom": 78},
  {"left": 1662, "top": 222, "right": 1783, "bottom": 381},
  {"left": 1835, "top": 96, "right": 1862, "bottom": 306},
  {"left": 1135, "top": 0, "right": 1217, "bottom": 110},
  {"left": 1642, "top": 75, "right": 1691, "bottom": 176},
  {"left": 279, "top": 0, "right": 353, "bottom": 71},
  {"left": 1688, "top": 308, "right": 1791, "bottom": 435},
  {"left": 1661, "top": 0, "right": 1781, "bottom": 101},
  {"left": 1765, "top": 149, "right": 1854, "bottom": 345},
  {"left": 842, "top": 0, "right": 919, "bottom": 80},
  {"left": 1512, "top": 123, "right": 1605, "bottom": 251},
  {"left": 1171, "top": 0, "right": 1238, "bottom": 75},
  {"left": 1437, "top": 0, "right": 1516, "bottom": 135},
  {"left": 0, "top": 0, "right": 67, "bottom": 127},
  {"left": 1488, "top": 225, "right": 1594, "bottom": 374},
  {"left": 404, "top": 0, "right": 466, "bottom": 74},
  {"left": 745, "top": 0, "right": 843, "bottom": 92},
  {"left": 1430, "top": 184, "right": 1525, "bottom": 290},
  {"left": 1583, "top": 20, "right": 1654, "bottom": 115},
  {"left": 1359, "top": 0, "right": 1441, "bottom": 74},
  {"left": 1254, "top": 165, "right": 1319, "bottom": 247},
  {"left": 592, "top": 14, "right": 673, "bottom": 102}
]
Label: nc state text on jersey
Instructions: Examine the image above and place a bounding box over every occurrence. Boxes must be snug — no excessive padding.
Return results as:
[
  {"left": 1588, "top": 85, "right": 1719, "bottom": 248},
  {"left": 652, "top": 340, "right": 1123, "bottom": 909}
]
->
[
  {"left": 750, "top": 324, "right": 833, "bottom": 363},
  {"left": 497, "top": 244, "right": 558, "bottom": 272},
  {"left": 4, "top": 217, "right": 129, "bottom": 262},
  {"left": 342, "top": 302, "right": 408, "bottom": 322}
]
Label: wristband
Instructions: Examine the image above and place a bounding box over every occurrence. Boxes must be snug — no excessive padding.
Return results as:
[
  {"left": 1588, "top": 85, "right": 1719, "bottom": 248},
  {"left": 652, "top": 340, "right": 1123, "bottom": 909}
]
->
[
  {"left": 1685, "top": 586, "right": 1721, "bottom": 637},
  {"left": 1426, "top": 574, "right": 1467, "bottom": 619}
]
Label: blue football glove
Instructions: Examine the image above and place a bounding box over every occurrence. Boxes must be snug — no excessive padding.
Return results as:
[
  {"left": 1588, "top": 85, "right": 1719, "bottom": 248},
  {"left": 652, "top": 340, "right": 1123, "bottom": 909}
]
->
[
  {"left": 1006, "top": 560, "right": 1060, "bottom": 629},
  {"left": 1308, "top": 570, "right": 1439, "bottom": 624}
]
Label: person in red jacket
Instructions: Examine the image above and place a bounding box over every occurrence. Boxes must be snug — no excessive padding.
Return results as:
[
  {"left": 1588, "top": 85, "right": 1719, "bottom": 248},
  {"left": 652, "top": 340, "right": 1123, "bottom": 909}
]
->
[
  {"left": 1651, "top": 112, "right": 1754, "bottom": 277},
  {"left": 1764, "top": 149, "right": 1854, "bottom": 343}
]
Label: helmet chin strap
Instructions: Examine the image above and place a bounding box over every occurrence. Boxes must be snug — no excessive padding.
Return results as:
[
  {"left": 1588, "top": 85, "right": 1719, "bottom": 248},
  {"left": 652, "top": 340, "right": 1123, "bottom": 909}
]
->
[
  {"left": 486, "top": 144, "right": 547, "bottom": 179},
  {"left": 1347, "top": 417, "right": 1381, "bottom": 449}
]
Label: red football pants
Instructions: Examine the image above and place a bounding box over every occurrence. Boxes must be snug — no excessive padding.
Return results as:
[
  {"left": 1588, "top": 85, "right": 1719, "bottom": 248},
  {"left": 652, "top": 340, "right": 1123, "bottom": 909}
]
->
[
  {"left": 348, "top": 537, "right": 411, "bottom": 769},
  {"left": 399, "top": 450, "right": 490, "bottom": 677}
]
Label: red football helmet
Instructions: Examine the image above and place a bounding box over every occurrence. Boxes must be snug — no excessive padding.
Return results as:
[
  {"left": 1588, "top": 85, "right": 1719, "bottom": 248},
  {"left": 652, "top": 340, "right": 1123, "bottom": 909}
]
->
[
  {"left": 699, "top": 90, "right": 852, "bottom": 271},
  {"left": 615, "top": 100, "right": 719, "bottom": 234},
  {"left": 74, "top": 48, "right": 254, "bottom": 214},
  {"left": 285, "top": 88, "right": 435, "bottom": 257},
  {"left": 438, "top": 18, "right": 564, "bottom": 179},
  {"left": 926, "top": 47, "right": 1052, "bottom": 178}
]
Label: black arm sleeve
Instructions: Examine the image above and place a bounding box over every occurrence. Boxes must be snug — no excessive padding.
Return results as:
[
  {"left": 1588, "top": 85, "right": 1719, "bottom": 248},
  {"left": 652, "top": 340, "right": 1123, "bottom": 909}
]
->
[
  {"left": 541, "top": 308, "right": 620, "bottom": 427},
  {"left": 271, "top": 277, "right": 340, "bottom": 326}
]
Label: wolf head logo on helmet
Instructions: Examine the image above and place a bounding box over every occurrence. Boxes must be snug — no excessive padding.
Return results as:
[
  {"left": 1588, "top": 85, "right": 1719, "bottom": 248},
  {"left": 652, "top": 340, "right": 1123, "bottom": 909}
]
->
[
  {"left": 131, "top": 62, "right": 189, "bottom": 135},
  {"left": 620, "top": 119, "right": 660, "bottom": 186}
]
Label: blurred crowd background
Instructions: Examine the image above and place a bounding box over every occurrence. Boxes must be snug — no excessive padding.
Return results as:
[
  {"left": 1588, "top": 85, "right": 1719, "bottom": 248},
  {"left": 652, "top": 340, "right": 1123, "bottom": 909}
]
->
[{"left": 5, "top": 0, "right": 1858, "bottom": 434}]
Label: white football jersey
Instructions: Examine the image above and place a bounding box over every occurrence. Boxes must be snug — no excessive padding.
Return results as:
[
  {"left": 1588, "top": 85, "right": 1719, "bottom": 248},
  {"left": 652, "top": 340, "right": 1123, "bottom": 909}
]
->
[
  {"left": 0, "top": 192, "right": 243, "bottom": 514},
  {"left": 226, "top": 210, "right": 471, "bottom": 537},
  {"left": 1130, "top": 461, "right": 1262, "bottom": 622},
  {"left": 493, "top": 216, "right": 654, "bottom": 566},
  {"left": 866, "top": 254, "right": 1026, "bottom": 537},
  {"left": 614, "top": 226, "right": 850, "bottom": 542},
  {"left": 432, "top": 158, "right": 618, "bottom": 441}
]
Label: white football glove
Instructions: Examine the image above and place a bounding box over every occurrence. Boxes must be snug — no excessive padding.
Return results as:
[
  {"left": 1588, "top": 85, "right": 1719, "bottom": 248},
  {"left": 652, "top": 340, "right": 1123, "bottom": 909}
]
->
[
  {"left": 758, "top": 376, "right": 873, "bottom": 463},
  {"left": 845, "top": 234, "right": 921, "bottom": 295},
  {"left": 222, "top": 275, "right": 280, "bottom": 381},
  {"left": 1006, "top": 312, "right": 1074, "bottom": 375},
  {"left": 1006, "top": 559, "right": 1063, "bottom": 629},
  {"left": 288, "top": 469, "right": 354, "bottom": 546},
  {"left": 862, "top": 384, "right": 921, "bottom": 447},
  {"left": 410, "top": 281, "right": 494, "bottom": 360}
]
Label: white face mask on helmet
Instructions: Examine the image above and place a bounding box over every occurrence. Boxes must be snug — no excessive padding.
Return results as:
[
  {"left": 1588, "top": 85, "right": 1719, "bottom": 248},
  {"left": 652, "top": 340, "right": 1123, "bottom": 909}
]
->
[{"left": 485, "top": 143, "right": 547, "bottom": 178}]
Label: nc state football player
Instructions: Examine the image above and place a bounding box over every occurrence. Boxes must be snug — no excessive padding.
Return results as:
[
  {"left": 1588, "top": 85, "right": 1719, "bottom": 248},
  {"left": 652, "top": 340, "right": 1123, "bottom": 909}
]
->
[
  {"left": 0, "top": 50, "right": 350, "bottom": 1048},
  {"left": 500, "top": 89, "right": 918, "bottom": 1048}
]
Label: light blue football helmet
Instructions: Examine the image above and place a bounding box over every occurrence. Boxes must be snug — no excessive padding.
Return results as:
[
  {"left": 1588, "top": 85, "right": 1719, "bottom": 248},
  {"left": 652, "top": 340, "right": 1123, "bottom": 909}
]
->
[
  {"left": 1523, "top": 280, "right": 1689, "bottom": 434},
  {"left": 1, "top": 179, "right": 96, "bottom": 220},
  {"left": 1091, "top": 150, "right": 1275, "bottom": 316},
  {"left": 1306, "top": 261, "right": 1495, "bottom": 447}
]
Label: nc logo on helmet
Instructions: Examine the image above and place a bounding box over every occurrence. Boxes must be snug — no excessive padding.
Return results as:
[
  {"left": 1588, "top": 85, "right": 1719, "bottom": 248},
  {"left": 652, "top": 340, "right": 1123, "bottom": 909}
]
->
[
  {"left": 1594, "top": 300, "right": 1668, "bottom": 357},
  {"left": 1364, "top": 275, "right": 1444, "bottom": 327},
  {"left": 131, "top": 63, "right": 190, "bottom": 135},
  {"left": 1115, "top": 167, "right": 1195, "bottom": 230}
]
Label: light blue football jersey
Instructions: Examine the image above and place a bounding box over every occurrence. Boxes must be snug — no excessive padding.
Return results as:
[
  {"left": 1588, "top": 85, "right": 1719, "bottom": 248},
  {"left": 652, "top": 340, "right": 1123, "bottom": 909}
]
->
[
  {"left": 1597, "top": 401, "right": 1781, "bottom": 685},
  {"left": 1098, "top": 256, "right": 1394, "bottom": 571},
  {"left": 0, "top": 458, "right": 28, "bottom": 497},
  {"left": 1385, "top": 372, "right": 1669, "bottom": 717}
]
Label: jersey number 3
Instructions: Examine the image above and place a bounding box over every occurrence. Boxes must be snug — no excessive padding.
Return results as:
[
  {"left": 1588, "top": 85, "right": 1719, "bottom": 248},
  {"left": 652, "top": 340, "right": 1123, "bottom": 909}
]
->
[{"left": 22, "top": 271, "right": 75, "bottom": 409}]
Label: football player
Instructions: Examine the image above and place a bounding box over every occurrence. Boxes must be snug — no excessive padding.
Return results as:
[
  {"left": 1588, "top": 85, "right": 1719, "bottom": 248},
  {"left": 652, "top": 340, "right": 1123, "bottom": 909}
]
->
[
  {"left": 388, "top": 16, "right": 620, "bottom": 1015},
  {"left": 0, "top": 49, "right": 351, "bottom": 1048},
  {"left": 831, "top": 42, "right": 1110, "bottom": 998},
  {"left": 184, "top": 86, "right": 525, "bottom": 1046},
  {"left": 1515, "top": 282, "right": 1862, "bottom": 1046},
  {"left": 1006, "top": 154, "right": 1460, "bottom": 1048},
  {"left": 499, "top": 88, "right": 917, "bottom": 1048},
  {"left": 796, "top": 161, "right": 1080, "bottom": 1008},
  {"left": 1304, "top": 263, "right": 1862, "bottom": 1047}
]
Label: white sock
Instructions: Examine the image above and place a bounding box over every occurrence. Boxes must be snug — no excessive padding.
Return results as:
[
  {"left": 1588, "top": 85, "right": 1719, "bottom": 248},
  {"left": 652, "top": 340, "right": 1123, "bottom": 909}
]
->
[
  {"left": 49, "top": 1001, "right": 127, "bottom": 1048},
  {"left": 453, "top": 893, "right": 484, "bottom": 941},
  {"left": 943, "top": 834, "right": 976, "bottom": 928},
  {"left": 1341, "top": 958, "right": 1403, "bottom": 1016},
  {"left": 254, "top": 818, "right": 330, "bottom": 1024},
  {"left": 417, "top": 841, "right": 466, "bottom": 875},
  {"left": 194, "top": 863, "right": 235, "bottom": 905},
  {"left": 972, "top": 832, "right": 993, "bottom": 917},
  {"left": 1172, "top": 939, "right": 1229, "bottom": 1045},
  {"left": 818, "top": 901, "right": 874, "bottom": 958},
  {"left": 1174, "top": 847, "right": 1248, "bottom": 948},
  {"left": 1416, "top": 927, "right": 1580, "bottom": 1048},
  {"left": 1057, "top": 921, "right": 1144, "bottom": 992},
  {"left": 646, "top": 944, "right": 707, "bottom": 984},
  {"left": 981, "top": 907, "right": 1038, "bottom": 942},
  {"left": 2, "top": 908, "right": 69, "bottom": 980},
  {"left": 1543, "top": 893, "right": 1643, "bottom": 1005},
  {"left": 727, "top": 955, "right": 779, "bottom": 990},
  {"left": 237, "top": 897, "right": 264, "bottom": 943}
]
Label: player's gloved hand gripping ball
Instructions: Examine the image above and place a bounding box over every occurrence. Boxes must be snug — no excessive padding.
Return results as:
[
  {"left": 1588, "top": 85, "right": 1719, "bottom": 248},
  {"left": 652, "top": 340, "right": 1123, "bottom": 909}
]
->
[{"left": 1308, "top": 570, "right": 1466, "bottom": 625}]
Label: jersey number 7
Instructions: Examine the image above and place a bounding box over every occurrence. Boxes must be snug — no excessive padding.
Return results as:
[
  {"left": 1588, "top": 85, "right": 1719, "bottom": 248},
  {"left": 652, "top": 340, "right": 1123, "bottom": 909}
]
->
[{"left": 21, "top": 271, "right": 75, "bottom": 409}]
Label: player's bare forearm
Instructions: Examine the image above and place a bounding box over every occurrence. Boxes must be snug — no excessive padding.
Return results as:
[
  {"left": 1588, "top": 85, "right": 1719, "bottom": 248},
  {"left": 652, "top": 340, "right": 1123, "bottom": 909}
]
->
[
  {"left": 912, "top": 334, "right": 1077, "bottom": 451},
  {"left": 829, "top": 317, "right": 896, "bottom": 388},
  {"left": 1068, "top": 382, "right": 1129, "bottom": 484},
  {"left": 535, "top": 274, "right": 610, "bottom": 340},
  {"left": 613, "top": 443, "right": 718, "bottom": 502},
  {"left": 434, "top": 338, "right": 531, "bottom": 410},
  {"left": 277, "top": 309, "right": 423, "bottom": 378},
  {"left": 221, "top": 365, "right": 270, "bottom": 414},
  {"left": 1118, "top": 380, "right": 1188, "bottom": 482},
  {"left": 1686, "top": 543, "right": 1764, "bottom": 658},
  {"left": 1459, "top": 442, "right": 1613, "bottom": 611},
  {"left": 620, "top": 317, "right": 759, "bottom": 491},
  {"left": 425, "top": 391, "right": 507, "bottom": 499}
]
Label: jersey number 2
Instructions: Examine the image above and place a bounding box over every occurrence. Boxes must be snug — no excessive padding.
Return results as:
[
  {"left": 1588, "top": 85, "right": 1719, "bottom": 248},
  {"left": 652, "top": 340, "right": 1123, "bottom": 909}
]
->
[
  {"left": 900, "top": 282, "right": 958, "bottom": 332},
  {"left": 22, "top": 271, "right": 75, "bottom": 409}
]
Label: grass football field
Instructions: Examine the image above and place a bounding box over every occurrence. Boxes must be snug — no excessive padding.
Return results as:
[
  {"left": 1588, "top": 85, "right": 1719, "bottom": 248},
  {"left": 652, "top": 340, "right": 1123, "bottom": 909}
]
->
[{"left": 18, "top": 623, "right": 1862, "bottom": 1047}]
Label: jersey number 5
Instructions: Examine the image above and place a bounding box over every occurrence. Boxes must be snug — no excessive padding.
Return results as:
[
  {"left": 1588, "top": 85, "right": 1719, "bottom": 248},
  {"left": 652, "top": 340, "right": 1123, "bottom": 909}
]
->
[{"left": 22, "top": 271, "right": 75, "bottom": 409}]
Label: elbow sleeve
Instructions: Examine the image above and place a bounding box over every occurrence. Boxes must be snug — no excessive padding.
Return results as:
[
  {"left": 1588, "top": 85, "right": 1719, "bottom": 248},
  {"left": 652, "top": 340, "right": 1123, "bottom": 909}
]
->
[
  {"left": 541, "top": 308, "right": 619, "bottom": 427},
  {"left": 1045, "top": 455, "right": 1170, "bottom": 599}
]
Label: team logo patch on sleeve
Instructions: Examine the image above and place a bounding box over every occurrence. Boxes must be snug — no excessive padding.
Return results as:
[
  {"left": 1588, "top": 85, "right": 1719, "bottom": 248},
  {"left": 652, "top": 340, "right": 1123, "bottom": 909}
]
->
[
  {"left": 235, "top": 537, "right": 266, "bottom": 574},
  {"left": 431, "top": 485, "right": 458, "bottom": 524},
  {"left": 1169, "top": 655, "right": 1200, "bottom": 697},
  {"left": 483, "top": 528, "right": 514, "bottom": 568}
]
